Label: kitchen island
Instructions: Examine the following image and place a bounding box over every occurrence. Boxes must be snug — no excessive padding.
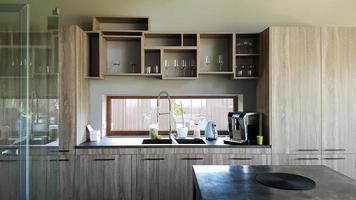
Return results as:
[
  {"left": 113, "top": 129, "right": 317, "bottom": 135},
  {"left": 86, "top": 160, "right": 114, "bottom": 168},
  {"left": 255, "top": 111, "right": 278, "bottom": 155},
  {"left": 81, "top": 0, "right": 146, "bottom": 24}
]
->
[{"left": 193, "top": 165, "right": 356, "bottom": 200}]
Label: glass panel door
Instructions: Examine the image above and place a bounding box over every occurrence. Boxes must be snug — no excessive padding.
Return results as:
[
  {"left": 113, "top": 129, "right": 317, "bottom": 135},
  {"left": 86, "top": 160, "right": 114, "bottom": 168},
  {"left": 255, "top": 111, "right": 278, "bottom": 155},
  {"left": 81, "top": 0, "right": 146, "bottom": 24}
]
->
[{"left": 0, "top": 3, "right": 59, "bottom": 200}]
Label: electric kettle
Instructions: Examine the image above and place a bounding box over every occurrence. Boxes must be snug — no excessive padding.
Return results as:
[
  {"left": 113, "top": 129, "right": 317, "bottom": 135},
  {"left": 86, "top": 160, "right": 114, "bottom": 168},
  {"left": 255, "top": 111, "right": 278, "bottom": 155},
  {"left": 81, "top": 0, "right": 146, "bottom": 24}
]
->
[{"left": 205, "top": 120, "right": 218, "bottom": 140}]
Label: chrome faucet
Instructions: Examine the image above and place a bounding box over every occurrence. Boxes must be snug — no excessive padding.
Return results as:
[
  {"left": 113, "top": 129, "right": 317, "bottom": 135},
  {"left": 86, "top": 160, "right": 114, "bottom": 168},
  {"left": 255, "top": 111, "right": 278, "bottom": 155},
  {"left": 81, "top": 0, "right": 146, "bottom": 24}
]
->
[{"left": 157, "top": 91, "right": 172, "bottom": 136}]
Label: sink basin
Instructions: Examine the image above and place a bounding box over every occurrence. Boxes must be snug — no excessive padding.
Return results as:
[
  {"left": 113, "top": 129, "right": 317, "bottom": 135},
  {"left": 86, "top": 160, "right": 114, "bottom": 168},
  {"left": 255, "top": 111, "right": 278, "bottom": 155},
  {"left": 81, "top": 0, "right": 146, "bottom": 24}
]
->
[
  {"left": 174, "top": 138, "right": 206, "bottom": 144},
  {"left": 141, "top": 139, "right": 173, "bottom": 144}
]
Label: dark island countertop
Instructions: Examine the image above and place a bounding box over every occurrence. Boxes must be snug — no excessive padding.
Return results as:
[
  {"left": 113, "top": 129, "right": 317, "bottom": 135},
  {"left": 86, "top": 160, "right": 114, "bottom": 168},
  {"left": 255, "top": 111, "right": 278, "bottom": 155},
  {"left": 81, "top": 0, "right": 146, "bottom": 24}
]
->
[
  {"left": 193, "top": 165, "right": 356, "bottom": 200},
  {"left": 76, "top": 137, "right": 271, "bottom": 148}
]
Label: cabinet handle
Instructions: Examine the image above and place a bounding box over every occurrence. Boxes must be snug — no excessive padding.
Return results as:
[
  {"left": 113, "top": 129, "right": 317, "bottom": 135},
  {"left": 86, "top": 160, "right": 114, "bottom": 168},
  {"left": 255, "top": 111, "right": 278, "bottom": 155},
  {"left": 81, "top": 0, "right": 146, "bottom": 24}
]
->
[
  {"left": 181, "top": 157, "right": 204, "bottom": 161},
  {"left": 324, "top": 149, "right": 346, "bottom": 152},
  {"left": 0, "top": 159, "right": 17, "bottom": 162},
  {"left": 229, "top": 158, "right": 253, "bottom": 161},
  {"left": 323, "top": 158, "right": 346, "bottom": 160},
  {"left": 295, "top": 158, "right": 319, "bottom": 161},
  {"left": 94, "top": 158, "right": 115, "bottom": 161},
  {"left": 142, "top": 158, "right": 165, "bottom": 161},
  {"left": 49, "top": 159, "right": 69, "bottom": 162},
  {"left": 58, "top": 150, "right": 70, "bottom": 153},
  {"left": 296, "top": 149, "right": 319, "bottom": 152}
]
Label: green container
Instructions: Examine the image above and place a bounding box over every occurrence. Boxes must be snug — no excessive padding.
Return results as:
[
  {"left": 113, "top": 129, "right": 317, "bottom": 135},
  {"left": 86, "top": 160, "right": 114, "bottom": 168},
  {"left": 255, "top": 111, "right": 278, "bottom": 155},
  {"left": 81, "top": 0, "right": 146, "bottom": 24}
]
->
[{"left": 257, "top": 136, "right": 263, "bottom": 145}]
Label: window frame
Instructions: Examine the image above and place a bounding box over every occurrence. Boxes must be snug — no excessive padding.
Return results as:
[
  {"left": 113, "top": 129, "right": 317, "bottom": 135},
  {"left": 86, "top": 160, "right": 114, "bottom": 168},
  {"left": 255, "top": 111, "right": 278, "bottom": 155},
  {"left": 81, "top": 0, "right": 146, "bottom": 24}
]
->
[{"left": 106, "top": 95, "right": 239, "bottom": 136}]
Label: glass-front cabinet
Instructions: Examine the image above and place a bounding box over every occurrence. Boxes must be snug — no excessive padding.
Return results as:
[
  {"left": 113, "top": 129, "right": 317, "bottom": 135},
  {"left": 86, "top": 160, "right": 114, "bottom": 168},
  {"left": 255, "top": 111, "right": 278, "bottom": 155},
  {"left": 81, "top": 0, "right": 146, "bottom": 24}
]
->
[{"left": 0, "top": 2, "right": 59, "bottom": 200}]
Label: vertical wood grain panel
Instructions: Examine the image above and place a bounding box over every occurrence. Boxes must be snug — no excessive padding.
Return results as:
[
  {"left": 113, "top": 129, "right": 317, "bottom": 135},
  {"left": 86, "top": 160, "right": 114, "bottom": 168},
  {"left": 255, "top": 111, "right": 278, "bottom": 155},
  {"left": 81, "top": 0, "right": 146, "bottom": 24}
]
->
[
  {"left": 270, "top": 27, "right": 322, "bottom": 154},
  {"left": 321, "top": 27, "right": 356, "bottom": 153}
]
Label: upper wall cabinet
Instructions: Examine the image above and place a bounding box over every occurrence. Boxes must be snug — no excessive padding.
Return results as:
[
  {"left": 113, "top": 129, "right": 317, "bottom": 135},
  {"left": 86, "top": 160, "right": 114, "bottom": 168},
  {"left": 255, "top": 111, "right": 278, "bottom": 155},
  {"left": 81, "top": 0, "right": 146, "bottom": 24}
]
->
[
  {"left": 321, "top": 27, "right": 356, "bottom": 154},
  {"left": 85, "top": 16, "right": 264, "bottom": 80},
  {"left": 269, "top": 27, "right": 322, "bottom": 154}
]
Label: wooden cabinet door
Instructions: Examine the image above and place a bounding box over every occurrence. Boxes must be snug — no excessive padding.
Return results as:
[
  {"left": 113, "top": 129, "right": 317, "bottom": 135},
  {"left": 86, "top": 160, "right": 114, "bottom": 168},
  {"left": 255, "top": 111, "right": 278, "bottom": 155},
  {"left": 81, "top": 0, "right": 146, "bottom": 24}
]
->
[
  {"left": 272, "top": 154, "right": 321, "bottom": 165},
  {"left": 270, "top": 27, "right": 322, "bottom": 154},
  {"left": 321, "top": 27, "right": 356, "bottom": 154},
  {"left": 133, "top": 154, "right": 170, "bottom": 200},
  {"left": 173, "top": 154, "right": 210, "bottom": 200},
  {"left": 75, "top": 155, "right": 117, "bottom": 200},
  {"left": 58, "top": 154, "right": 75, "bottom": 200},
  {"left": 0, "top": 156, "right": 18, "bottom": 200},
  {"left": 211, "top": 154, "right": 270, "bottom": 165},
  {"left": 30, "top": 156, "right": 48, "bottom": 200},
  {"left": 322, "top": 154, "right": 356, "bottom": 180}
]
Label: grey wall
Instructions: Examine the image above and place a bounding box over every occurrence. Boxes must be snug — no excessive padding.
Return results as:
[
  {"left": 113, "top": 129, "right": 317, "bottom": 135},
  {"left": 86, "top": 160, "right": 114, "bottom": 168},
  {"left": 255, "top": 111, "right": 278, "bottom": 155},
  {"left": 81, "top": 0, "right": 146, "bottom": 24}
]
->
[
  {"left": 89, "top": 76, "right": 256, "bottom": 131},
  {"left": 60, "top": 0, "right": 356, "bottom": 32}
]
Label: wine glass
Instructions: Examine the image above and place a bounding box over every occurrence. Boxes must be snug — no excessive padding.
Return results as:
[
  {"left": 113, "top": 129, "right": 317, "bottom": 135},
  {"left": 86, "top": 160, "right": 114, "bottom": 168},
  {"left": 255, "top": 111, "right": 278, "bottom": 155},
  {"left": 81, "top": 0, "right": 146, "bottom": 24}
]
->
[
  {"left": 164, "top": 59, "right": 169, "bottom": 77},
  {"left": 173, "top": 59, "right": 179, "bottom": 76},
  {"left": 181, "top": 59, "right": 187, "bottom": 76},
  {"left": 217, "top": 55, "right": 224, "bottom": 72},
  {"left": 205, "top": 56, "right": 211, "bottom": 72}
]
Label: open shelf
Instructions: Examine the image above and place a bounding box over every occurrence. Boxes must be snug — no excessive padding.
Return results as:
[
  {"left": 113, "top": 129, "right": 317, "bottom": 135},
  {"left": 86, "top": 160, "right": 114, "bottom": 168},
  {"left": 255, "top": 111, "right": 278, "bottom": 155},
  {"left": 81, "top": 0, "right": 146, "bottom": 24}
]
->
[
  {"left": 104, "top": 36, "right": 142, "bottom": 74},
  {"left": 144, "top": 49, "right": 161, "bottom": 74},
  {"left": 93, "top": 16, "right": 149, "bottom": 31},
  {"left": 162, "top": 49, "right": 197, "bottom": 79},
  {"left": 183, "top": 34, "right": 197, "bottom": 46},
  {"left": 199, "top": 33, "right": 233, "bottom": 73},
  {"left": 235, "top": 53, "right": 259, "bottom": 78},
  {"left": 144, "top": 33, "right": 181, "bottom": 47},
  {"left": 236, "top": 33, "right": 260, "bottom": 54},
  {"left": 235, "top": 34, "right": 260, "bottom": 79},
  {"left": 87, "top": 32, "right": 103, "bottom": 78}
]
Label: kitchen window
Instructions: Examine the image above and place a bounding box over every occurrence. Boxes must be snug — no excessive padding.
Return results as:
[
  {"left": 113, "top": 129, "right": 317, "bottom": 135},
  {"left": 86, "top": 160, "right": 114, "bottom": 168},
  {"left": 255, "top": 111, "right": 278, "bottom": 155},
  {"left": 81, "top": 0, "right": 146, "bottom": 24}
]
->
[{"left": 106, "top": 96, "right": 238, "bottom": 136}]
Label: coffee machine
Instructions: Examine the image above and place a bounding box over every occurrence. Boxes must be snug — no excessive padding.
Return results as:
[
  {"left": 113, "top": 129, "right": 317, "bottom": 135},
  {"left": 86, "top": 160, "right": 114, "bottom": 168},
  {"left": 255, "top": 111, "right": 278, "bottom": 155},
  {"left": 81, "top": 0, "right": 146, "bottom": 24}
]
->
[{"left": 228, "top": 112, "right": 259, "bottom": 144}]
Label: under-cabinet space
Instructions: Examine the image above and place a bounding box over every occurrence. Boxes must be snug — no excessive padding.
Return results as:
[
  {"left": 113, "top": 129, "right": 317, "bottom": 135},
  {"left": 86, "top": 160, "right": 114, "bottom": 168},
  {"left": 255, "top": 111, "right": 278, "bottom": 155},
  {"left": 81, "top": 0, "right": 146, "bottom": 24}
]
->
[
  {"left": 183, "top": 34, "right": 197, "bottom": 46},
  {"left": 144, "top": 49, "right": 161, "bottom": 75},
  {"left": 93, "top": 16, "right": 149, "bottom": 31},
  {"left": 144, "top": 33, "right": 181, "bottom": 47},
  {"left": 162, "top": 49, "right": 197, "bottom": 79},
  {"left": 87, "top": 32, "right": 102, "bottom": 78},
  {"left": 199, "top": 33, "right": 233, "bottom": 73},
  {"left": 104, "top": 36, "right": 142, "bottom": 74}
]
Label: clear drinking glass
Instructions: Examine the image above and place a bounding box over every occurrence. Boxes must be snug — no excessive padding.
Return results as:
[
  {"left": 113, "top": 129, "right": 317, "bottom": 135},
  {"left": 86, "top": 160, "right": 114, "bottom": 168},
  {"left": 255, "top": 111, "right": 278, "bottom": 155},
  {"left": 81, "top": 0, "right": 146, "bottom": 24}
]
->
[
  {"left": 164, "top": 59, "right": 169, "bottom": 77},
  {"left": 217, "top": 55, "right": 223, "bottom": 71},
  {"left": 204, "top": 56, "right": 211, "bottom": 72}
]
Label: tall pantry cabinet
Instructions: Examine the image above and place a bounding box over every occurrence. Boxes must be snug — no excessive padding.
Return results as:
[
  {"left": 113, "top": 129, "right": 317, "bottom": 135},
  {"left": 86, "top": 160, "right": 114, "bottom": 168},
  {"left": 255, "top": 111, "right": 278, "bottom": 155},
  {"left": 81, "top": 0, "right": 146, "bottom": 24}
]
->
[
  {"left": 321, "top": 27, "right": 356, "bottom": 179},
  {"left": 267, "top": 26, "right": 356, "bottom": 179}
]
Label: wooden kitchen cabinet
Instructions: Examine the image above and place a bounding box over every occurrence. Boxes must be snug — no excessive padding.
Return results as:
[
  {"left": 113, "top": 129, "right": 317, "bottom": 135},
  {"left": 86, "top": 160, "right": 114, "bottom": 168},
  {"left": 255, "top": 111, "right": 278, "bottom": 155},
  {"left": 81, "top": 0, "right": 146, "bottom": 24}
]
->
[
  {"left": 269, "top": 27, "right": 322, "bottom": 154},
  {"left": 75, "top": 154, "right": 132, "bottom": 200},
  {"left": 322, "top": 154, "right": 356, "bottom": 180},
  {"left": 0, "top": 155, "right": 18, "bottom": 200},
  {"left": 59, "top": 25, "right": 89, "bottom": 152},
  {"left": 321, "top": 27, "right": 356, "bottom": 154},
  {"left": 173, "top": 154, "right": 211, "bottom": 200},
  {"left": 58, "top": 154, "right": 75, "bottom": 200},
  {"left": 271, "top": 154, "right": 321, "bottom": 165},
  {"left": 132, "top": 154, "right": 172, "bottom": 200}
]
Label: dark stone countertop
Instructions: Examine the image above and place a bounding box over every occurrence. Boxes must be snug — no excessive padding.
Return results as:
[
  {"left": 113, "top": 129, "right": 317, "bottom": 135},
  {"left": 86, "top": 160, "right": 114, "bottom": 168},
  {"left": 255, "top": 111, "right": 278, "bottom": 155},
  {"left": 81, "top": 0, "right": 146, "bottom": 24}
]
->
[
  {"left": 193, "top": 165, "right": 356, "bottom": 200},
  {"left": 76, "top": 136, "right": 271, "bottom": 148}
]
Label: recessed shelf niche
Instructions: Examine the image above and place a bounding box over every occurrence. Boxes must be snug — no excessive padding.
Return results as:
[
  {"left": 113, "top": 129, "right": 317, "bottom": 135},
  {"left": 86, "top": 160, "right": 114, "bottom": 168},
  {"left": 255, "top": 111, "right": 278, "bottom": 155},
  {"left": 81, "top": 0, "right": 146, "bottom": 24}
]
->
[
  {"left": 162, "top": 49, "right": 197, "bottom": 79},
  {"left": 144, "top": 49, "right": 161, "bottom": 75},
  {"left": 234, "top": 34, "right": 260, "bottom": 79},
  {"left": 199, "top": 33, "right": 233, "bottom": 73},
  {"left": 93, "top": 16, "right": 149, "bottom": 31},
  {"left": 144, "top": 33, "right": 181, "bottom": 47},
  {"left": 104, "top": 36, "right": 142, "bottom": 74},
  {"left": 87, "top": 32, "right": 102, "bottom": 78}
]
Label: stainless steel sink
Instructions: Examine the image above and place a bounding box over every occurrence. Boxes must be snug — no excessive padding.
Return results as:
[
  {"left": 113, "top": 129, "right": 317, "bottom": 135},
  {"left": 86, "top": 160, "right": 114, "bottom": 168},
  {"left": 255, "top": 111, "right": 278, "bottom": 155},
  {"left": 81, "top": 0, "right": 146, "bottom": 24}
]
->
[
  {"left": 174, "top": 138, "right": 206, "bottom": 144},
  {"left": 141, "top": 139, "right": 173, "bottom": 144}
]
